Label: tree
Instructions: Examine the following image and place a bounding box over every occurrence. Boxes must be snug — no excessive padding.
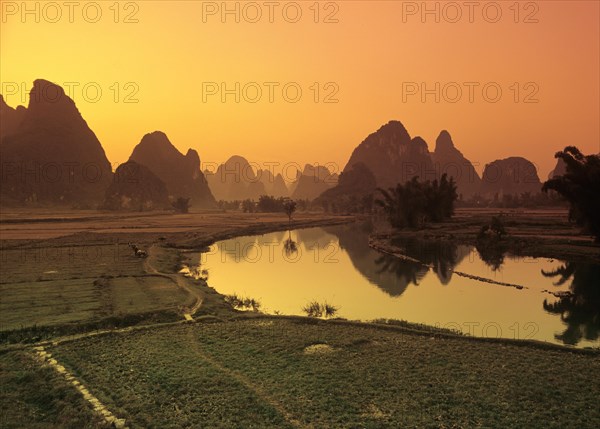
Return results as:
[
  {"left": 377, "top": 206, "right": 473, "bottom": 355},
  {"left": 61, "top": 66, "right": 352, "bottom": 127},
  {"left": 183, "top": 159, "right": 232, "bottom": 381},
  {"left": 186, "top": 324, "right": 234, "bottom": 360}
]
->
[
  {"left": 283, "top": 199, "right": 297, "bottom": 224},
  {"left": 172, "top": 197, "right": 191, "bottom": 213},
  {"left": 542, "top": 146, "right": 600, "bottom": 241},
  {"left": 257, "top": 195, "right": 286, "bottom": 213},
  {"left": 241, "top": 199, "right": 255, "bottom": 213},
  {"left": 376, "top": 174, "right": 458, "bottom": 229}
]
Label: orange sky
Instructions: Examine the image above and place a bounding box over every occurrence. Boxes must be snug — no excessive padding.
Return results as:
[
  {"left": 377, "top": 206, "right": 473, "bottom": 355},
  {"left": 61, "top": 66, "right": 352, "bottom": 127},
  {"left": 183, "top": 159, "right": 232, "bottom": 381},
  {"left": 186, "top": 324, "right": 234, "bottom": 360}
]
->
[{"left": 1, "top": 0, "right": 598, "bottom": 178}]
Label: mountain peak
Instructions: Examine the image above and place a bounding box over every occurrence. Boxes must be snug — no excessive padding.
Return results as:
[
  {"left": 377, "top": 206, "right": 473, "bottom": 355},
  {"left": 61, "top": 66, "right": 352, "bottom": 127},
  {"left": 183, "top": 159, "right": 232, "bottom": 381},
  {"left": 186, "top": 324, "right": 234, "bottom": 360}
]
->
[
  {"left": 129, "top": 132, "right": 215, "bottom": 207},
  {"left": 140, "top": 131, "right": 171, "bottom": 145},
  {"left": 435, "top": 130, "right": 455, "bottom": 153},
  {"left": 410, "top": 136, "right": 429, "bottom": 149},
  {"left": 225, "top": 155, "right": 251, "bottom": 166},
  {"left": 1, "top": 80, "right": 112, "bottom": 204},
  {"left": 376, "top": 120, "right": 411, "bottom": 141},
  {"left": 28, "top": 79, "right": 77, "bottom": 115}
]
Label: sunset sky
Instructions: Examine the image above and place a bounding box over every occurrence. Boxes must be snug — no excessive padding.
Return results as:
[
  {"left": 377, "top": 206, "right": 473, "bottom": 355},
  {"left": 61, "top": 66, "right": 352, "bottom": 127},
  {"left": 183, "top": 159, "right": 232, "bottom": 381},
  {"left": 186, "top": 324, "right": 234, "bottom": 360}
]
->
[{"left": 1, "top": 0, "right": 598, "bottom": 178}]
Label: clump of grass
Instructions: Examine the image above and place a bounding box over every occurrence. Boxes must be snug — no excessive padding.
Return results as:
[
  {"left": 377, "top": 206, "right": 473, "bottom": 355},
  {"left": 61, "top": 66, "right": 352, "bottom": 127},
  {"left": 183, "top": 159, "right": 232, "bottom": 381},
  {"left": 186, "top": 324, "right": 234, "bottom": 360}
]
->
[
  {"left": 224, "top": 294, "right": 262, "bottom": 312},
  {"left": 302, "top": 301, "right": 322, "bottom": 318},
  {"left": 302, "top": 301, "right": 339, "bottom": 319}
]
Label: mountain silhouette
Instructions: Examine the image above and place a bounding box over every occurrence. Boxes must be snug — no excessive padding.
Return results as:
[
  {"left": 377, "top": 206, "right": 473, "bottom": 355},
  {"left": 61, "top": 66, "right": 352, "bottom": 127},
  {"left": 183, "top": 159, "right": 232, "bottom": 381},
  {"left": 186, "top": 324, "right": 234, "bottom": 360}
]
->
[
  {"left": 103, "top": 161, "right": 169, "bottom": 211},
  {"left": 316, "top": 162, "right": 377, "bottom": 211},
  {"left": 432, "top": 130, "right": 481, "bottom": 197},
  {"left": 548, "top": 158, "right": 567, "bottom": 179},
  {"left": 344, "top": 121, "right": 436, "bottom": 189},
  {"left": 0, "top": 95, "right": 26, "bottom": 142},
  {"left": 480, "top": 157, "right": 542, "bottom": 197},
  {"left": 129, "top": 131, "right": 215, "bottom": 207},
  {"left": 291, "top": 164, "right": 338, "bottom": 201},
  {"left": 205, "top": 155, "right": 267, "bottom": 201},
  {"left": 0, "top": 79, "right": 112, "bottom": 205},
  {"left": 257, "top": 169, "right": 289, "bottom": 198}
]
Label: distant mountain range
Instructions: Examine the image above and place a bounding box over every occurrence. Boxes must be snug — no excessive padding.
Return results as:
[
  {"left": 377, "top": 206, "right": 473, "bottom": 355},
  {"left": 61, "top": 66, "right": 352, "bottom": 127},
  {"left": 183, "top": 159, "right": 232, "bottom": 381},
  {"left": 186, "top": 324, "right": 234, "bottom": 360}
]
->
[
  {"left": 291, "top": 164, "right": 338, "bottom": 201},
  {"left": 331, "top": 120, "right": 544, "bottom": 200},
  {"left": 0, "top": 80, "right": 561, "bottom": 208},
  {"left": 0, "top": 80, "right": 215, "bottom": 209},
  {"left": 204, "top": 158, "right": 338, "bottom": 201},
  {"left": 205, "top": 156, "right": 270, "bottom": 201}
]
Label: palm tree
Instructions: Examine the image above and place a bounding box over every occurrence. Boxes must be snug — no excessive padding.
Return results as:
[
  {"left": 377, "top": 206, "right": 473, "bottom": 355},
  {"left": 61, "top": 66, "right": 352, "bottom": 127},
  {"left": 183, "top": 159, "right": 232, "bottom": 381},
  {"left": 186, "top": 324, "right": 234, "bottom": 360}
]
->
[
  {"left": 375, "top": 175, "right": 457, "bottom": 229},
  {"left": 542, "top": 146, "right": 600, "bottom": 241}
]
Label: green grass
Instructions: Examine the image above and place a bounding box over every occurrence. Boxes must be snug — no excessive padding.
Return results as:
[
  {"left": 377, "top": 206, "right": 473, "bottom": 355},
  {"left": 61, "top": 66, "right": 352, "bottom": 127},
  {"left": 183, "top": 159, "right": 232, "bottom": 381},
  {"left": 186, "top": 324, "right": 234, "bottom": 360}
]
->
[
  {"left": 0, "top": 351, "right": 109, "bottom": 429},
  {"left": 48, "top": 318, "right": 600, "bottom": 428}
]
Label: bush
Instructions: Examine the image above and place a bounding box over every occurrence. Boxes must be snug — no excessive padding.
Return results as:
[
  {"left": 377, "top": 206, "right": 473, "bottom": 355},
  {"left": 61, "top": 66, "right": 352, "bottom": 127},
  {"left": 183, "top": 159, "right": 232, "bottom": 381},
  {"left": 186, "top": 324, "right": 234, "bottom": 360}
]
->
[
  {"left": 478, "top": 216, "right": 507, "bottom": 240},
  {"left": 172, "top": 197, "right": 191, "bottom": 213}
]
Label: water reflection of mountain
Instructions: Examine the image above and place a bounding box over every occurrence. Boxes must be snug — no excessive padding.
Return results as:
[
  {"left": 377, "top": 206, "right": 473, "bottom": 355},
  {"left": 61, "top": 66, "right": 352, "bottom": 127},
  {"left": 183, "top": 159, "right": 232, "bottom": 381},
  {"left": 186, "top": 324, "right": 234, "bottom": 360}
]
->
[
  {"left": 390, "top": 237, "right": 470, "bottom": 285},
  {"left": 295, "top": 228, "right": 337, "bottom": 250},
  {"left": 256, "top": 230, "right": 286, "bottom": 246},
  {"left": 323, "top": 225, "right": 469, "bottom": 297},
  {"left": 542, "top": 262, "right": 600, "bottom": 346}
]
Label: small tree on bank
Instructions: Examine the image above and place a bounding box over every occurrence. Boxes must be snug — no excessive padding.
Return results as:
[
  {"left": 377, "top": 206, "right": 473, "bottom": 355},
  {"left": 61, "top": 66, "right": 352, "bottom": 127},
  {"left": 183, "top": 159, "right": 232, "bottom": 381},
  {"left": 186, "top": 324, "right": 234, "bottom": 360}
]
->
[
  {"left": 172, "top": 197, "right": 191, "bottom": 213},
  {"left": 283, "top": 199, "right": 297, "bottom": 224}
]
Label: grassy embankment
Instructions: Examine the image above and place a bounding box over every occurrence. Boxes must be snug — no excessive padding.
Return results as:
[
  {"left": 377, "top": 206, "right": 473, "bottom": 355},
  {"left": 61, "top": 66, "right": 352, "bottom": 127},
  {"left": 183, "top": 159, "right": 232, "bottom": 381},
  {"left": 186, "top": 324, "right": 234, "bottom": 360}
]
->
[
  {"left": 23, "top": 317, "right": 600, "bottom": 429},
  {"left": 0, "top": 350, "right": 109, "bottom": 429},
  {"left": 372, "top": 208, "right": 600, "bottom": 263}
]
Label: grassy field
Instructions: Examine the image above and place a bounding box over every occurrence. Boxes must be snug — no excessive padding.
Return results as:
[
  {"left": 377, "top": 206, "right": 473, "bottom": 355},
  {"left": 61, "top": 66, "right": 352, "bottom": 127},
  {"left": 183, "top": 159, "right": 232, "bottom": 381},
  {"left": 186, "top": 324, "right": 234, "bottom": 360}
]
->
[
  {"left": 0, "top": 350, "right": 109, "bottom": 429},
  {"left": 0, "top": 243, "right": 194, "bottom": 331},
  {"left": 44, "top": 318, "right": 600, "bottom": 429},
  {"left": 0, "top": 211, "right": 351, "bottom": 338},
  {"left": 1, "top": 209, "right": 599, "bottom": 428}
]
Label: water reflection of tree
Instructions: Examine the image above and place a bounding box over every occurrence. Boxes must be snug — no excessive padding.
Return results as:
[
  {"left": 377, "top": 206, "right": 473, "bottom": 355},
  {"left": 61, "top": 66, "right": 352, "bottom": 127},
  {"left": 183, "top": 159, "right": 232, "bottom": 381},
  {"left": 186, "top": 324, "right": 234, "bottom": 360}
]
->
[
  {"left": 324, "top": 224, "right": 468, "bottom": 296},
  {"left": 373, "top": 254, "right": 429, "bottom": 290},
  {"left": 475, "top": 242, "right": 508, "bottom": 271},
  {"left": 391, "top": 237, "right": 465, "bottom": 285},
  {"left": 283, "top": 230, "right": 298, "bottom": 257},
  {"left": 542, "top": 262, "right": 600, "bottom": 345}
]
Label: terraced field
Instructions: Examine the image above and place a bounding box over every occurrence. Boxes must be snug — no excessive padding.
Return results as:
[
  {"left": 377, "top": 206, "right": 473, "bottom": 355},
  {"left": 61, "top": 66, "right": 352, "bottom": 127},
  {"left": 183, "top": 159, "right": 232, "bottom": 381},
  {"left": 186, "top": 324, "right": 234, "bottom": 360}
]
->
[{"left": 0, "top": 243, "right": 193, "bottom": 331}]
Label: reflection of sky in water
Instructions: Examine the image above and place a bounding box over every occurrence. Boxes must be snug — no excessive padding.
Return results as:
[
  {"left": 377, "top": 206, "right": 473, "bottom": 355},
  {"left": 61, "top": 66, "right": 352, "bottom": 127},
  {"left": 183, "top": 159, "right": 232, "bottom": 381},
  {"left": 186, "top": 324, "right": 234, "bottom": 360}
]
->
[{"left": 186, "top": 225, "right": 600, "bottom": 348}]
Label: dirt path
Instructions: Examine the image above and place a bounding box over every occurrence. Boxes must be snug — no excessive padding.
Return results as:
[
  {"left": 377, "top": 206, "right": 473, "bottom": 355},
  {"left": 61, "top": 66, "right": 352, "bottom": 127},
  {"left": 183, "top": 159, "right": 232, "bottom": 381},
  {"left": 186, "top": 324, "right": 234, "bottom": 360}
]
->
[
  {"left": 33, "top": 346, "right": 128, "bottom": 428},
  {"left": 186, "top": 330, "right": 308, "bottom": 429},
  {"left": 143, "top": 244, "right": 204, "bottom": 320}
]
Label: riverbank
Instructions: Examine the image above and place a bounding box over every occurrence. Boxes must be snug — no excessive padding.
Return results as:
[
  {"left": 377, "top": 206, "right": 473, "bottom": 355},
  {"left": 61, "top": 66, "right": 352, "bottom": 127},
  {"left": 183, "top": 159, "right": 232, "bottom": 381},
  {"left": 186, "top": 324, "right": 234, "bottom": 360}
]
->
[
  {"left": 369, "top": 208, "right": 600, "bottom": 264},
  {"left": 2, "top": 316, "right": 598, "bottom": 429},
  {"left": 2, "top": 209, "right": 599, "bottom": 428},
  {"left": 0, "top": 211, "right": 354, "bottom": 343}
]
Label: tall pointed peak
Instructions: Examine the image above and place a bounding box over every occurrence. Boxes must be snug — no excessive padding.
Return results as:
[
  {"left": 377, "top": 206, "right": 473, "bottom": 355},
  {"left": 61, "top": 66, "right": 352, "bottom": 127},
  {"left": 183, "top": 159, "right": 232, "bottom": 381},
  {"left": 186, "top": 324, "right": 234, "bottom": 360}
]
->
[
  {"left": 435, "top": 130, "right": 454, "bottom": 150},
  {"left": 28, "top": 79, "right": 77, "bottom": 115}
]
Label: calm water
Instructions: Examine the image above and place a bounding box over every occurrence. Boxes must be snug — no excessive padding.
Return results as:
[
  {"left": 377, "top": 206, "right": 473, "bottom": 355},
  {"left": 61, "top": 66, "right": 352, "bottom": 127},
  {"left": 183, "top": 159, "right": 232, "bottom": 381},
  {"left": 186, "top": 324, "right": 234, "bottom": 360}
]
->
[{"left": 183, "top": 224, "right": 600, "bottom": 348}]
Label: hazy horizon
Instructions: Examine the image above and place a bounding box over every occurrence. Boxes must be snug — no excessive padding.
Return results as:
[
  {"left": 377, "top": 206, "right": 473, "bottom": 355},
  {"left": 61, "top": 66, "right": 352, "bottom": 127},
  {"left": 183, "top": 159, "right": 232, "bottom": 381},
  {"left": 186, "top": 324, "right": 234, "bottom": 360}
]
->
[{"left": 2, "top": 1, "right": 598, "bottom": 178}]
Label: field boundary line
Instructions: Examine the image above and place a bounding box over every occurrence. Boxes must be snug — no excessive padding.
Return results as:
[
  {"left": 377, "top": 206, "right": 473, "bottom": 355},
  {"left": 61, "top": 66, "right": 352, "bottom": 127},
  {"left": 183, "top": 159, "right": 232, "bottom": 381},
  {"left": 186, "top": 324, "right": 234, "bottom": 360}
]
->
[
  {"left": 186, "top": 329, "right": 309, "bottom": 429},
  {"left": 32, "top": 345, "right": 129, "bottom": 429}
]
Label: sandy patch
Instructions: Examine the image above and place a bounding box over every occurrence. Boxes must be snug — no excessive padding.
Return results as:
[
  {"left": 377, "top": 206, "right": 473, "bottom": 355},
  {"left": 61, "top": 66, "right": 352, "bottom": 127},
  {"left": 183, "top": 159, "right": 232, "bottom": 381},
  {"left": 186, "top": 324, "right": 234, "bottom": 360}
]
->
[{"left": 304, "top": 343, "right": 335, "bottom": 355}]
